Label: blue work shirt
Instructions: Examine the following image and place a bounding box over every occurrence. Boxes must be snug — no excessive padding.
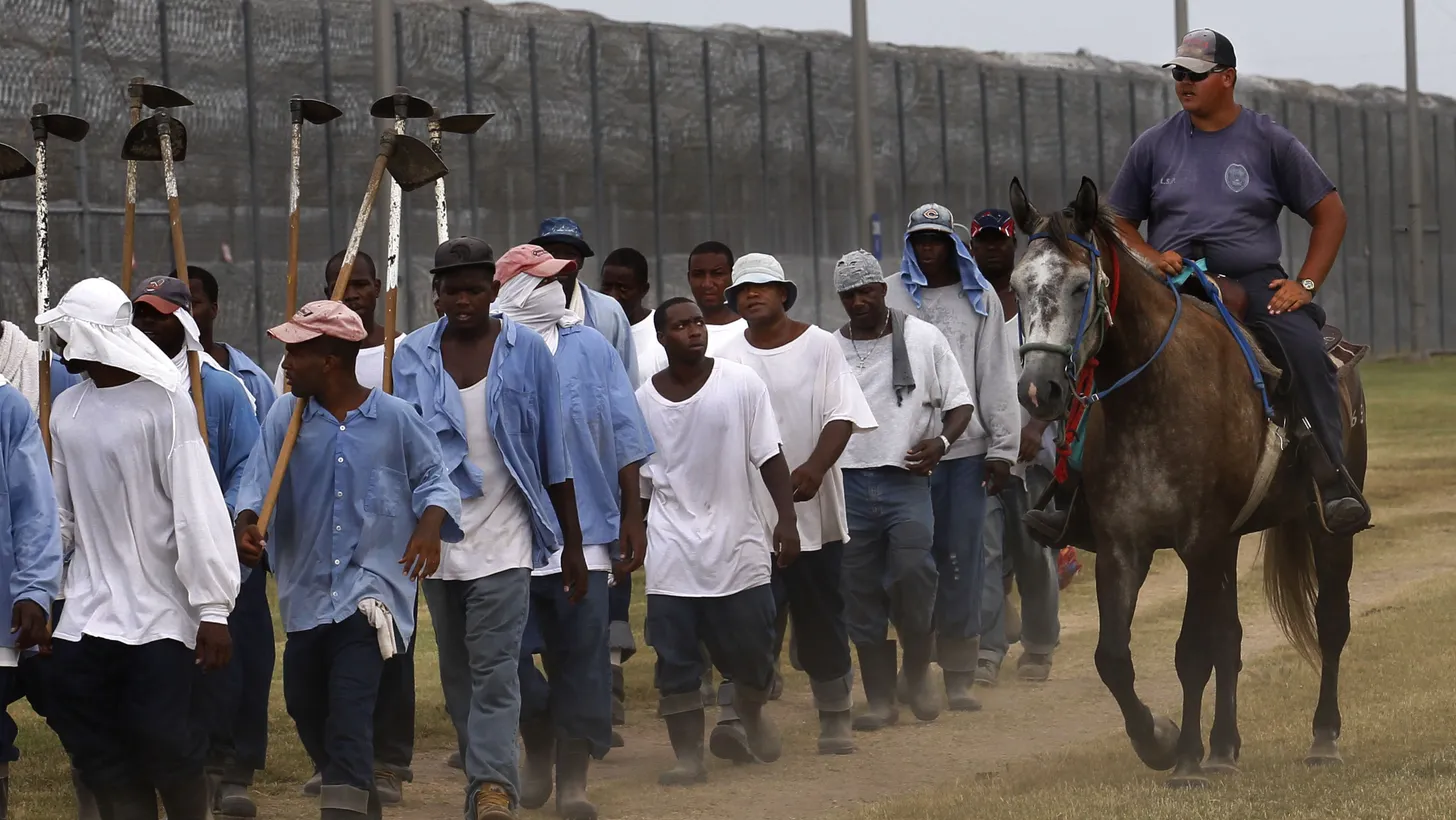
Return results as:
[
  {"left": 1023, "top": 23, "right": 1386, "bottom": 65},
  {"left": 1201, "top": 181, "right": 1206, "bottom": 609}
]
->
[
  {"left": 0, "top": 382, "right": 61, "bottom": 649},
  {"left": 553, "top": 324, "right": 655, "bottom": 545},
  {"left": 580, "top": 284, "right": 639, "bottom": 387},
  {"left": 235, "top": 388, "right": 463, "bottom": 644},
  {"left": 220, "top": 343, "right": 278, "bottom": 424},
  {"left": 392, "top": 315, "right": 571, "bottom": 568}
]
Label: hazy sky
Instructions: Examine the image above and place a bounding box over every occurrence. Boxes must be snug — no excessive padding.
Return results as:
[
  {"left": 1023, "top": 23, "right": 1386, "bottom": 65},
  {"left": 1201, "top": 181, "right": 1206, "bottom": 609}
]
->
[{"left": 507, "top": 0, "right": 1456, "bottom": 98}]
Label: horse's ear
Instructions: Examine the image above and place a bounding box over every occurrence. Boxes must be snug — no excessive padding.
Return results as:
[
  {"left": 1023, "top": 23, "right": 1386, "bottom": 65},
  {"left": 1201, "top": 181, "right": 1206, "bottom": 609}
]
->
[
  {"left": 1009, "top": 177, "right": 1040, "bottom": 237},
  {"left": 1072, "top": 177, "right": 1100, "bottom": 234}
]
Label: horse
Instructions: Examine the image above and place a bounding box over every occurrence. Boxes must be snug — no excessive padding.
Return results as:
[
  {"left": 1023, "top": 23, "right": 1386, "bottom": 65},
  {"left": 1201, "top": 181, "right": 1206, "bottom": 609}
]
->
[{"left": 1007, "top": 175, "right": 1367, "bottom": 787}]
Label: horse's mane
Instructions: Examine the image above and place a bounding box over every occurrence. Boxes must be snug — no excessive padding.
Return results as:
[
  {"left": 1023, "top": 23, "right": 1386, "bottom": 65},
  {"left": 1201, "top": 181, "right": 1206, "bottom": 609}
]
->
[{"left": 1034, "top": 203, "right": 1281, "bottom": 379}]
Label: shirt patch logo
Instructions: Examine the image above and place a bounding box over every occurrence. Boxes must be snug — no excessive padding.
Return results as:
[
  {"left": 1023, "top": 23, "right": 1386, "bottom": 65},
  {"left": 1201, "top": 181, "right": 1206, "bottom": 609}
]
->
[{"left": 1224, "top": 163, "right": 1250, "bottom": 193}]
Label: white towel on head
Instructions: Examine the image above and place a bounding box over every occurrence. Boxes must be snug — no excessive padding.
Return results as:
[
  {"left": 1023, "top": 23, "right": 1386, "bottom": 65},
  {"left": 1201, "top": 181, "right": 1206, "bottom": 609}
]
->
[
  {"left": 37, "top": 278, "right": 181, "bottom": 394},
  {"left": 0, "top": 321, "right": 41, "bottom": 414}
]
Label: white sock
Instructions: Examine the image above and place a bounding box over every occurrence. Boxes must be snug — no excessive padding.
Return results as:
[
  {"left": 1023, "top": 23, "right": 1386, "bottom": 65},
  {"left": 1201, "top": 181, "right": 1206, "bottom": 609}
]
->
[{"left": 610, "top": 649, "right": 622, "bottom": 666}]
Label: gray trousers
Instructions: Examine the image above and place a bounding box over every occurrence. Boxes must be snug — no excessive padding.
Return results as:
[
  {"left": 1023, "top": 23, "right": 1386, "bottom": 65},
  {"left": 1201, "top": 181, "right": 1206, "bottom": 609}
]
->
[
  {"left": 979, "top": 465, "right": 1060, "bottom": 664},
  {"left": 423, "top": 568, "right": 531, "bottom": 816}
]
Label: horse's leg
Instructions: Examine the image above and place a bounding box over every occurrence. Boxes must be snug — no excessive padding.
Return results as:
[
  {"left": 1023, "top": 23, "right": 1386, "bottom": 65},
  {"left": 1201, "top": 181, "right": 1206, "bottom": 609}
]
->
[
  {"left": 1307, "top": 527, "right": 1353, "bottom": 766},
  {"left": 1166, "top": 545, "right": 1233, "bottom": 788},
  {"left": 1205, "top": 537, "right": 1243, "bottom": 774},
  {"left": 1093, "top": 543, "right": 1176, "bottom": 771}
]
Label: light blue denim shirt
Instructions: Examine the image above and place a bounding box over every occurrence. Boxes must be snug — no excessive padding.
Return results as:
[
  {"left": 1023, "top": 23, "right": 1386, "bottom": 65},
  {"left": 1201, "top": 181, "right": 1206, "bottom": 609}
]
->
[
  {"left": 391, "top": 315, "right": 571, "bottom": 567},
  {"left": 221, "top": 343, "right": 278, "bottom": 424},
  {"left": 580, "top": 284, "right": 639, "bottom": 387},
  {"left": 553, "top": 324, "right": 655, "bottom": 544},
  {"left": 0, "top": 383, "right": 61, "bottom": 647},
  {"left": 235, "top": 388, "right": 463, "bottom": 644}
]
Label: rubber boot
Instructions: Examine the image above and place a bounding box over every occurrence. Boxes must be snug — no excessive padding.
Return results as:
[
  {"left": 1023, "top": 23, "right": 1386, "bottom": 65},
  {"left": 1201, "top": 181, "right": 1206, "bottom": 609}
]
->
[
  {"left": 852, "top": 641, "right": 899, "bottom": 732},
  {"left": 610, "top": 665, "right": 626, "bottom": 726},
  {"left": 319, "top": 783, "right": 373, "bottom": 820},
  {"left": 658, "top": 709, "right": 708, "bottom": 786},
  {"left": 98, "top": 781, "right": 161, "bottom": 820},
  {"left": 72, "top": 766, "right": 104, "bottom": 820},
  {"left": 900, "top": 633, "right": 942, "bottom": 722},
  {"left": 554, "top": 739, "right": 597, "bottom": 820},
  {"left": 518, "top": 715, "right": 555, "bottom": 810},
  {"left": 817, "top": 710, "right": 855, "bottom": 755},
  {"left": 215, "top": 781, "right": 257, "bottom": 819},
  {"left": 156, "top": 772, "right": 211, "bottom": 820},
  {"left": 944, "top": 670, "right": 983, "bottom": 712},
  {"left": 733, "top": 690, "right": 782, "bottom": 764},
  {"left": 708, "top": 681, "right": 753, "bottom": 764}
]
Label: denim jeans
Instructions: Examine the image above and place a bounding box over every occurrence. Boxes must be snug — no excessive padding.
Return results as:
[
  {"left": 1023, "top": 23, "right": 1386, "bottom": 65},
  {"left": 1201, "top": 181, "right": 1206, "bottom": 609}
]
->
[
  {"left": 282, "top": 612, "right": 387, "bottom": 793},
  {"left": 519, "top": 571, "right": 612, "bottom": 757},
  {"left": 373, "top": 591, "right": 417, "bottom": 780},
  {"left": 929, "top": 455, "right": 988, "bottom": 671},
  {"left": 423, "top": 568, "right": 531, "bottom": 814},
  {"left": 647, "top": 585, "right": 777, "bottom": 716},
  {"left": 980, "top": 466, "right": 1061, "bottom": 664},
  {"left": 841, "top": 467, "right": 938, "bottom": 647},
  {"left": 215, "top": 564, "right": 275, "bottom": 783}
]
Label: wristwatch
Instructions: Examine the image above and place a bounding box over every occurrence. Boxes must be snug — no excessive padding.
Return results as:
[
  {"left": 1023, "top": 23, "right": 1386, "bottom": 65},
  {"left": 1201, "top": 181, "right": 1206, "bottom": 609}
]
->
[
  {"left": 937, "top": 435, "right": 951, "bottom": 453},
  {"left": 1299, "top": 278, "right": 1317, "bottom": 293}
]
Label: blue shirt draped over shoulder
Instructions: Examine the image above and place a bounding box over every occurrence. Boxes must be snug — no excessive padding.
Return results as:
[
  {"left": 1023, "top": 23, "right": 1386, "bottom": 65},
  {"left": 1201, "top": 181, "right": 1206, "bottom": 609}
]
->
[
  {"left": 580, "top": 284, "right": 639, "bottom": 387},
  {"left": 0, "top": 383, "right": 61, "bottom": 646},
  {"left": 553, "top": 324, "right": 655, "bottom": 545},
  {"left": 391, "top": 315, "right": 571, "bottom": 568},
  {"left": 235, "top": 388, "right": 463, "bottom": 644}
]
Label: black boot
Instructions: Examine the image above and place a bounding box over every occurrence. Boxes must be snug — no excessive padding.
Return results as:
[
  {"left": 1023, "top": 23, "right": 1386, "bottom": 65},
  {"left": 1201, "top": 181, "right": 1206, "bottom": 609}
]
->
[
  {"left": 518, "top": 715, "right": 556, "bottom": 810},
  {"left": 156, "top": 773, "right": 210, "bottom": 820},
  {"left": 852, "top": 641, "right": 899, "bottom": 731},
  {"left": 1024, "top": 472, "right": 1092, "bottom": 550},
  {"left": 95, "top": 781, "right": 158, "bottom": 820},
  {"left": 1296, "top": 418, "right": 1371, "bottom": 536}
]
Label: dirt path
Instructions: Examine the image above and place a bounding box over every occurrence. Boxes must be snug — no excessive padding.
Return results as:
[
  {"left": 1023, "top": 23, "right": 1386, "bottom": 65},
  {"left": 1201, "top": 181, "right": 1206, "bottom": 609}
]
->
[{"left": 363, "top": 489, "right": 1455, "bottom": 820}]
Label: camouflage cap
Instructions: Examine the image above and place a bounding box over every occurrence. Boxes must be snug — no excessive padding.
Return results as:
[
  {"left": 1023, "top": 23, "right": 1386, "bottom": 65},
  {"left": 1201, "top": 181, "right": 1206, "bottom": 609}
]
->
[{"left": 1163, "top": 29, "right": 1237, "bottom": 74}]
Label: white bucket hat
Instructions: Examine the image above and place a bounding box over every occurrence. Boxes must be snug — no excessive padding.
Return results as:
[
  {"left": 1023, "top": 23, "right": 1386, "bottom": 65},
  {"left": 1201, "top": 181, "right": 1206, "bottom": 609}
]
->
[{"left": 724, "top": 252, "right": 798, "bottom": 312}]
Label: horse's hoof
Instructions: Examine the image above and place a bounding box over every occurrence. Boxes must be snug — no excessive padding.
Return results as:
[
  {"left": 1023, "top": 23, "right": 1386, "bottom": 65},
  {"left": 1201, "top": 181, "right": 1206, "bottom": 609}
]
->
[
  {"left": 1305, "top": 731, "right": 1342, "bottom": 767},
  {"left": 1202, "top": 756, "right": 1241, "bottom": 775},
  {"left": 1132, "top": 715, "right": 1180, "bottom": 771},
  {"left": 1165, "top": 765, "right": 1210, "bottom": 789}
]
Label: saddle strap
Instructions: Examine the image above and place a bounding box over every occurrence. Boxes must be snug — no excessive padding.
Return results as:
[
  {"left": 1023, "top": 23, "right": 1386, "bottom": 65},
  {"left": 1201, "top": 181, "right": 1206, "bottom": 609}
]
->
[{"left": 1230, "top": 421, "right": 1288, "bottom": 533}]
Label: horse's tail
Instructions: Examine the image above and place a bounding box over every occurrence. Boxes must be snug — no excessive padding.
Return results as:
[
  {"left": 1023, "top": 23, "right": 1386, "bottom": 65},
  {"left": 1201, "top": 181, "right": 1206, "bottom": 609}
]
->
[{"left": 1261, "top": 517, "right": 1321, "bottom": 667}]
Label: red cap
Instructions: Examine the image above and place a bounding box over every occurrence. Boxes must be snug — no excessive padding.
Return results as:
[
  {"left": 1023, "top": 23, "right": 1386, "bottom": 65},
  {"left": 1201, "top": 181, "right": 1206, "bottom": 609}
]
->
[
  {"left": 493, "top": 244, "right": 577, "bottom": 285},
  {"left": 268, "top": 300, "right": 367, "bottom": 344}
]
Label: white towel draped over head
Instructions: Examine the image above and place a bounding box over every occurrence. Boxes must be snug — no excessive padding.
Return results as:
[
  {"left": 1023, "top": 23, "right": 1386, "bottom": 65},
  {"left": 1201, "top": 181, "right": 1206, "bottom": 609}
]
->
[
  {"left": 36, "top": 278, "right": 182, "bottom": 393},
  {"left": 491, "top": 274, "right": 581, "bottom": 354}
]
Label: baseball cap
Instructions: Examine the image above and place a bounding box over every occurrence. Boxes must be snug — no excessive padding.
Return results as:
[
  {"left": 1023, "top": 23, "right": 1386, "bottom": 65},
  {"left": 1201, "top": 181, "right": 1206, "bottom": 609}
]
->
[
  {"left": 429, "top": 237, "right": 496, "bottom": 276},
  {"left": 905, "top": 203, "right": 959, "bottom": 237},
  {"left": 970, "top": 208, "right": 1015, "bottom": 240},
  {"left": 494, "top": 244, "right": 578, "bottom": 285},
  {"left": 725, "top": 252, "right": 798, "bottom": 311},
  {"left": 834, "top": 250, "right": 884, "bottom": 294},
  {"left": 529, "top": 216, "right": 594, "bottom": 259},
  {"left": 132, "top": 275, "right": 192, "bottom": 315},
  {"left": 268, "top": 300, "right": 367, "bottom": 345},
  {"left": 1164, "top": 29, "right": 1237, "bottom": 73}
]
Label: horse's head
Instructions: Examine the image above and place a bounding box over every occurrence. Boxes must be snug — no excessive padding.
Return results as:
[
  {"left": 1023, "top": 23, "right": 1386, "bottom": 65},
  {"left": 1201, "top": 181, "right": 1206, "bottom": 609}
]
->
[{"left": 1009, "top": 176, "right": 1113, "bottom": 422}]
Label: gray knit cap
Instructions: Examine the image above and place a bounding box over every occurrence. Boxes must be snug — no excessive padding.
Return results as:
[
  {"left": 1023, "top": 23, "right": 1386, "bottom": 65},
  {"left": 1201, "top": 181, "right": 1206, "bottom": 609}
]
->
[{"left": 833, "top": 250, "right": 884, "bottom": 294}]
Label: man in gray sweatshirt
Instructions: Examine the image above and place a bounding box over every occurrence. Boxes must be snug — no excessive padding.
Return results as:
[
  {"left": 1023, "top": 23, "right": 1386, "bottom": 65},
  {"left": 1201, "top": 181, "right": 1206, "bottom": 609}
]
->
[{"left": 882, "top": 203, "right": 1020, "bottom": 712}]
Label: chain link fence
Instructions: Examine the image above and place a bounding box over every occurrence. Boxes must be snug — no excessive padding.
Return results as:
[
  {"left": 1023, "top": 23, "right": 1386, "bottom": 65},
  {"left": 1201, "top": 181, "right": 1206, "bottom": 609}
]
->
[{"left": 2, "top": 0, "right": 1453, "bottom": 369}]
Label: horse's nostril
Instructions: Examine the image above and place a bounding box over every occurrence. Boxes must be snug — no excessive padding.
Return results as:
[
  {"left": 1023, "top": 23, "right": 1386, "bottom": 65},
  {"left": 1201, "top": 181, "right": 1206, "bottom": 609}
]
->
[{"left": 1045, "top": 380, "right": 1066, "bottom": 406}]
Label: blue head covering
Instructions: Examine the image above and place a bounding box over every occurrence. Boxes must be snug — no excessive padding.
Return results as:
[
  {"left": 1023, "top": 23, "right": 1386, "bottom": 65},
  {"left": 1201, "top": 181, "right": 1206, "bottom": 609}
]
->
[{"left": 898, "top": 203, "right": 991, "bottom": 316}]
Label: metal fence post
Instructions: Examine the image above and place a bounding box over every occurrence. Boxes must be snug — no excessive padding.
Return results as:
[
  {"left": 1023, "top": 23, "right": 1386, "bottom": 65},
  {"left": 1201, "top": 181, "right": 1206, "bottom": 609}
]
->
[
  {"left": 67, "top": 0, "right": 92, "bottom": 277},
  {"left": 757, "top": 39, "right": 770, "bottom": 245},
  {"left": 1361, "top": 108, "right": 1376, "bottom": 334},
  {"left": 242, "top": 0, "right": 266, "bottom": 358},
  {"left": 1386, "top": 109, "right": 1402, "bottom": 350},
  {"left": 703, "top": 38, "right": 716, "bottom": 238},
  {"left": 937, "top": 66, "right": 949, "bottom": 203},
  {"left": 320, "top": 0, "right": 339, "bottom": 251},
  {"left": 395, "top": 8, "right": 412, "bottom": 324},
  {"left": 462, "top": 8, "right": 481, "bottom": 238},
  {"left": 806, "top": 50, "right": 821, "bottom": 320},
  {"left": 1094, "top": 77, "right": 1106, "bottom": 186},
  {"left": 978, "top": 65, "right": 991, "bottom": 208},
  {"left": 1017, "top": 73, "right": 1029, "bottom": 201},
  {"left": 528, "top": 24, "right": 543, "bottom": 220},
  {"left": 157, "top": 0, "right": 172, "bottom": 86},
  {"left": 894, "top": 61, "right": 907, "bottom": 221},
  {"left": 588, "top": 24, "right": 603, "bottom": 248},
  {"left": 647, "top": 29, "right": 663, "bottom": 289},
  {"left": 1056, "top": 74, "right": 1068, "bottom": 203}
]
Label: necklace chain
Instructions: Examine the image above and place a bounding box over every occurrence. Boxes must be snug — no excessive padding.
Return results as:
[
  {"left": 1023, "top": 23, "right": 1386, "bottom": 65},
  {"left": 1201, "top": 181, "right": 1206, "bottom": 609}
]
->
[{"left": 849, "top": 311, "right": 892, "bottom": 368}]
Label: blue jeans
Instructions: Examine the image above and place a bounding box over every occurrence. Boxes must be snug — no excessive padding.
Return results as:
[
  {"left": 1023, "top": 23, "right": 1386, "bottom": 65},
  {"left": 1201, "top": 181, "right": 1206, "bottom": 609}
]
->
[
  {"left": 213, "top": 564, "right": 275, "bottom": 783},
  {"left": 282, "top": 612, "right": 386, "bottom": 793},
  {"left": 519, "top": 571, "right": 612, "bottom": 758},
  {"left": 841, "top": 467, "right": 938, "bottom": 647},
  {"left": 374, "top": 591, "right": 417, "bottom": 780},
  {"left": 423, "top": 568, "right": 531, "bottom": 814},
  {"left": 930, "top": 455, "right": 988, "bottom": 671},
  {"left": 980, "top": 466, "right": 1061, "bottom": 664},
  {"left": 647, "top": 585, "right": 777, "bottom": 716}
]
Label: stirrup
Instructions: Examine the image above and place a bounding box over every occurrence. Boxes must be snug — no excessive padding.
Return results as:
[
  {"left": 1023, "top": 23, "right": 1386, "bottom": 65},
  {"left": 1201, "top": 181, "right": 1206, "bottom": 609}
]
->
[
  {"left": 1024, "top": 476, "right": 1081, "bottom": 549},
  {"left": 1292, "top": 419, "right": 1372, "bottom": 537}
]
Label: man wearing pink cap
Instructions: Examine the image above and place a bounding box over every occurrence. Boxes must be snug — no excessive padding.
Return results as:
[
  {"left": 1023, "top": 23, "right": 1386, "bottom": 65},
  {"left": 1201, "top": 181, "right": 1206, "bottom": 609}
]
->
[
  {"left": 391, "top": 238, "right": 588, "bottom": 820},
  {"left": 234, "top": 300, "right": 462, "bottom": 820}
]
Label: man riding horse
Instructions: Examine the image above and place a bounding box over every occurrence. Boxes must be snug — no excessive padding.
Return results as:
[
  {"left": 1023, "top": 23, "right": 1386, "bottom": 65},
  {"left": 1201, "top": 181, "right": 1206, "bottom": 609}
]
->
[{"left": 1025, "top": 28, "right": 1370, "bottom": 543}]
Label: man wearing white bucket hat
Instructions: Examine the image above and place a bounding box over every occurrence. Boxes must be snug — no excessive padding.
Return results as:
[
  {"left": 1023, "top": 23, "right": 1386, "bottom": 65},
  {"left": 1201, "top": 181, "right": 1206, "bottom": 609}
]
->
[{"left": 717, "top": 253, "right": 877, "bottom": 757}]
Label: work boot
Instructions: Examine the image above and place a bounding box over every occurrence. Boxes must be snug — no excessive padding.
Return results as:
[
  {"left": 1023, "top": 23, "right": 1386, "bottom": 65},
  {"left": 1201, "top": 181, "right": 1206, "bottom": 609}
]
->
[
  {"left": 372, "top": 769, "right": 402, "bottom": 807},
  {"left": 975, "top": 658, "right": 1000, "bottom": 688},
  {"left": 157, "top": 772, "right": 210, "bottom": 820},
  {"left": 852, "top": 641, "right": 899, "bottom": 731},
  {"left": 900, "top": 634, "right": 941, "bottom": 722},
  {"left": 518, "top": 716, "right": 556, "bottom": 810},
  {"left": 473, "top": 784, "right": 514, "bottom": 820},
  {"left": 610, "top": 665, "right": 626, "bottom": 726},
  {"left": 554, "top": 738, "right": 597, "bottom": 820},
  {"left": 944, "top": 671, "right": 982, "bottom": 712},
  {"left": 96, "top": 781, "right": 158, "bottom": 820},
  {"left": 658, "top": 709, "right": 708, "bottom": 786},
  {"left": 1004, "top": 592, "right": 1023, "bottom": 645},
  {"left": 1295, "top": 418, "right": 1371, "bottom": 536},
  {"left": 1017, "top": 652, "right": 1054, "bottom": 682},
  {"left": 734, "top": 692, "right": 782, "bottom": 763},
  {"left": 72, "top": 767, "right": 103, "bottom": 820},
  {"left": 216, "top": 782, "right": 257, "bottom": 818},
  {"left": 708, "top": 719, "right": 753, "bottom": 763},
  {"left": 817, "top": 710, "right": 855, "bottom": 755},
  {"left": 446, "top": 749, "right": 463, "bottom": 770},
  {"left": 301, "top": 771, "right": 322, "bottom": 797}
]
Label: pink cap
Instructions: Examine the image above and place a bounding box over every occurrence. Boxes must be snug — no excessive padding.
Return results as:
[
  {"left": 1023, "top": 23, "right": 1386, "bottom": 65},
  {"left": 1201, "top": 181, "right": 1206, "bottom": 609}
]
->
[
  {"left": 268, "top": 300, "right": 367, "bottom": 344},
  {"left": 493, "top": 243, "right": 578, "bottom": 284}
]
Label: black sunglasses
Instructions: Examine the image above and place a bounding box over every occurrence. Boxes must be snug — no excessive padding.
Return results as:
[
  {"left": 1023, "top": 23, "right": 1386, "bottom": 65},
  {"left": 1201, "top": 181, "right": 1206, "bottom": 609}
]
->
[{"left": 1171, "top": 66, "right": 1227, "bottom": 83}]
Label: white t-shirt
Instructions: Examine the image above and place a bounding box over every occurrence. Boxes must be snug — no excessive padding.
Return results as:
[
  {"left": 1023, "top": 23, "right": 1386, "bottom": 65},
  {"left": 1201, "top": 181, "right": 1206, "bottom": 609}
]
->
[
  {"left": 50, "top": 379, "right": 240, "bottom": 648},
  {"left": 837, "top": 316, "right": 973, "bottom": 470},
  {"left": 717, "top": 326, "right": 877, "bottom": 551},
  {"left": 637, "top": 316, "right": 746, "bottom": 377},
  {"left": 630, "top": 310, "right": 663, "bottom": 386},
  {"left": 435, "top": 378, "right": 534, "bottom": 581},
  {"left": 637, "top": 359, "right": 783, "bottom": 597},
  {"left": 272, "top": 334, "right": 408, "bottom": 395}
]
